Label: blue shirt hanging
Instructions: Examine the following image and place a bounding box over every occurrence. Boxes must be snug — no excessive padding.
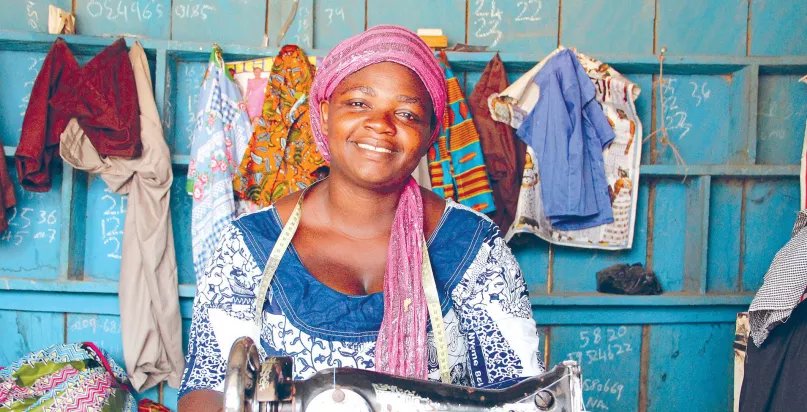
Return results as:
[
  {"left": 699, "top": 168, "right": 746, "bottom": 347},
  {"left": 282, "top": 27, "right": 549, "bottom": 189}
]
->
[{"left": 516, "top": 49, "right": 615, "bottom": 231}]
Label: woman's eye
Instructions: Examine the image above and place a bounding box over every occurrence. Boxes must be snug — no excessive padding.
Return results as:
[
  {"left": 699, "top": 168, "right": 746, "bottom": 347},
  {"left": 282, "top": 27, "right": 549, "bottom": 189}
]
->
[
  {"left": 347, "top": 101, "right": 367, "bottom": 108},
  {"left": 399, "top": 112, "right": 416, "bottom": 121}
]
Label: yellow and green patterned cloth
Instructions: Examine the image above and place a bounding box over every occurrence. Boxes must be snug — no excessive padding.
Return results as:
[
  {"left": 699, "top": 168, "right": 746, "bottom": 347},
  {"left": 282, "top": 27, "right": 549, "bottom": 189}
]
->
[{"left": 0, "top": 342, "right": 137, "bottom": 411}]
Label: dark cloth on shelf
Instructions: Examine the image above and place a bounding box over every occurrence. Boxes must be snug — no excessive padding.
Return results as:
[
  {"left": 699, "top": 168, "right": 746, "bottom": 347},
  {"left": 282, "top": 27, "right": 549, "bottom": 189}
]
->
[
  {"left": 740, "top": 300, "right": 807, "bottom": 412},
  {"left": 468, "top": 53, "right": 526, "bottom": 232},
  {"left": 596, "top": 263, "right": 662, "bottom": 295}
]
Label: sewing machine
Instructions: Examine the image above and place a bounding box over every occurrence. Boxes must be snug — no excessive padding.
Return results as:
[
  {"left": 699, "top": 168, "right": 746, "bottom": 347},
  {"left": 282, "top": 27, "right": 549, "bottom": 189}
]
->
[{"left": 223, "top": 337, "right": 585, "bottom": 412}]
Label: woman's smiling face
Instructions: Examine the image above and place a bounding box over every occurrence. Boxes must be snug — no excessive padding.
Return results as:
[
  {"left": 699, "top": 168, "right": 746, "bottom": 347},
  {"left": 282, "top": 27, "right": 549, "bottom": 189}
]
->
[{"left": 318, "top": 62, "right": 435, "bottom": 191}]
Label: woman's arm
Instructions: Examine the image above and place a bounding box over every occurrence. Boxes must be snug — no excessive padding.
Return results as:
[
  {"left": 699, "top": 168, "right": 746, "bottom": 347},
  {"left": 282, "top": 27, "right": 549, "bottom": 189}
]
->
[
  {"left": 178, "top": 389, "right": 223, "bottom": 412},
  {"left": 178, "top": 224, "right": 259, "bottom": 408},
  {"left": 453, "top": 226, "right": 545, "bottom": 389}
]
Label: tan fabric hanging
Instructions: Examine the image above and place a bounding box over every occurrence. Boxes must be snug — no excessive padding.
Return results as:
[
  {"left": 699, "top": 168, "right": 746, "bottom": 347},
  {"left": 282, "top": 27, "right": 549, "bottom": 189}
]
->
[{"left": 59, "top": 42, "right": 185, "bottom": 392}]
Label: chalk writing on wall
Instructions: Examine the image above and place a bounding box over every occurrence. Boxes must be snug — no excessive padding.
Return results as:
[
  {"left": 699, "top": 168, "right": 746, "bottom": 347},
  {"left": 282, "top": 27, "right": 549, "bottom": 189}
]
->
[
  {"left": 86, "top": 0, "right": 166, "bottom": 22},
  {"left": 173, "top": 1, "right": 215, "bottom": 21},
  {"left": 70, "top": 315, "right": 122, "bottom": 334},
  {"left": 18, "top": 56, "right": 45, "bottom": 134},
  {"left": 324, "top": 7, "right": 345, "bottom": 26},
  {"left": 583, "top": 378, "right": 625, "bottom": 411},
  {"left": 100, "top": 188, "right": 127, "bottom": 260},
  {"left": 26, "top": 1, "right": 39, "bottom": 30},
  {"left": 294, "top": 6, "right": 312, "bottom": 48},
  {"left": 515, "top": 0, "right": 542, "bottom": 22},
  {"left": 2, "top": 191, "right": 57, "bottom": 247},
  {"left": 566, "top": 326, "right": 633, "bottom": 366},
  {"left": 661, "top": 77, "right": 711, "bottom": 141},
  {"left": 473, "top": 0, "right": 504, "bottom": 49}
]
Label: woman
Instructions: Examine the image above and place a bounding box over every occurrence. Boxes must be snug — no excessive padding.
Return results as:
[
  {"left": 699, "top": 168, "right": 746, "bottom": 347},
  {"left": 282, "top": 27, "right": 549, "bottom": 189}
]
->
[{"left": 178, "top": 25, "right": 544, "bottom": 411}]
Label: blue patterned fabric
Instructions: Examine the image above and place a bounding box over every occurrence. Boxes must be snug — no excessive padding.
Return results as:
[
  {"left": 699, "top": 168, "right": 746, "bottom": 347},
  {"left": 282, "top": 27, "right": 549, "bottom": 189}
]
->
[{"left": 179, "top": 202, "right": 545, "bottom": 398}]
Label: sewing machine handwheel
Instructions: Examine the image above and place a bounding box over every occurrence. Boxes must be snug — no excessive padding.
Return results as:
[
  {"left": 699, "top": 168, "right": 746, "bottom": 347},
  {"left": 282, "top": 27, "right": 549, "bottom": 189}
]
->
[{"left": 224, "top": 337, "right": 262, "bottom": 412}]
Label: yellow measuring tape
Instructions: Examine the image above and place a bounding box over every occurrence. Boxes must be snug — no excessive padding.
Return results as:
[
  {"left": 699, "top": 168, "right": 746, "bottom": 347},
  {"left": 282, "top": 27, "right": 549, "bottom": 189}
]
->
[{"left": 253, "top": 186, "right": 451, "bottom": 383}]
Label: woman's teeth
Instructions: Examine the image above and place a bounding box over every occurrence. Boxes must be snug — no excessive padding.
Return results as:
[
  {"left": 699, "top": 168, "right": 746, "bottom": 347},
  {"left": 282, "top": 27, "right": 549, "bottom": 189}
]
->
[{"left": 356, "top": 143, "right": 392, "bottom": 153}]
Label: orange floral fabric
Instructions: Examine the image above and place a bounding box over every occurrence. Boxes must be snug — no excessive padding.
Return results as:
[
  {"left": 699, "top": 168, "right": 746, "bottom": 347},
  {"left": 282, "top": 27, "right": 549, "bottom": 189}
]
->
[{"left": 234, "top": 45, "right": 327, "bottom": 207}]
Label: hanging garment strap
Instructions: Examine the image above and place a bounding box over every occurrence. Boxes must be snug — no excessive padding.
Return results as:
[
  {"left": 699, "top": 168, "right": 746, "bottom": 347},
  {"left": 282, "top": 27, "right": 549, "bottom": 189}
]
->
[{"left": 252, "top": 186, "right": 451, "bottom": 383}]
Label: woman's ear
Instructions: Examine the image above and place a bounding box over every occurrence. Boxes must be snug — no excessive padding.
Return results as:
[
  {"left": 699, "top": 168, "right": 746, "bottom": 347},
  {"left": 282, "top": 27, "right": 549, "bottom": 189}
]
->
[{"left": 319, "top": 100, "right": 330, "bottom": 137}]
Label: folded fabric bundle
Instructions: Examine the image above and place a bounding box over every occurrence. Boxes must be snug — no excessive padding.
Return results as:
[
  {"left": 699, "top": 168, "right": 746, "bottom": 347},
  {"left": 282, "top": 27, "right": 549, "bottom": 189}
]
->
[{"left": 596, "top": 263, "right": 662, "bottom": 295}]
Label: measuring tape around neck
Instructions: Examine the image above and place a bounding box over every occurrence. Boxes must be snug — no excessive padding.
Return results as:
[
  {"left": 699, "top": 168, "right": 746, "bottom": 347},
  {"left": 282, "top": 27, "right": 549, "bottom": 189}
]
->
[{"left": 253, "top": 183, "right": 451, "bottom": 383}]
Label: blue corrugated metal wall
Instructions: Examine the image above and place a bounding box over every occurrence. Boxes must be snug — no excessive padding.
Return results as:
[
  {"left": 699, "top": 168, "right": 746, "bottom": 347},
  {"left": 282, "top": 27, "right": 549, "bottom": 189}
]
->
[{"left": 1, "top": 1, "right": 805, "bottom": 410}]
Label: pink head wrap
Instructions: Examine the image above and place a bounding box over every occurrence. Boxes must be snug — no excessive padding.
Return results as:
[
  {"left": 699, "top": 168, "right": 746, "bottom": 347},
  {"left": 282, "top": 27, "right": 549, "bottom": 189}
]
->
[{"left": 309, "top": 25, "right": 447, "bottom": 380}]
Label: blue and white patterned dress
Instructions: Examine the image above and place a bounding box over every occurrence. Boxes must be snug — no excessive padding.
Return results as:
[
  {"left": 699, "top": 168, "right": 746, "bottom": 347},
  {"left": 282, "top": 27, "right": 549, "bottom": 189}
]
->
[{"left": 178, "top": 200, "right": 545, "bottom": 399}]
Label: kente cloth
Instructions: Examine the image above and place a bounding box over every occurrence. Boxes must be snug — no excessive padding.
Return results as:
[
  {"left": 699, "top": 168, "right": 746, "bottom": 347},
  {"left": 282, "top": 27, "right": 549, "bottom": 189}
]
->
[
  {"left": 186, "top": 46, "right": 252, "bottom": 278},
  {"left": 428, "top": 57, "right": 496, "bottom": 214},
  {"left": 0, "top": 342, "right": 137, "bottom": 411},
  {"left": 233, "top": 45, "right": 326, "bottom": 207},
  {"left": 178, "top": 201, "right": 545, "bottom": 398},
  {"left": 468, "top": 53, "right": 526, "bottom": 231},
  {"left": 59, "top": 42, "right": 185, "bottom": 392},
  {"left": 307, "top": 25, "right": 447, "bottom": 380},
  {"left": 15, "top": 38, "right": 78, "bottom": 192}
]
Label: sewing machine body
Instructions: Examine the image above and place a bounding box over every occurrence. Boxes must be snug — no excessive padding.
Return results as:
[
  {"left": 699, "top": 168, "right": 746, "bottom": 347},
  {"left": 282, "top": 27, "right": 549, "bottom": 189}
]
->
[{"left": 223, "top": 337, "right": 585, "bottom": 412}]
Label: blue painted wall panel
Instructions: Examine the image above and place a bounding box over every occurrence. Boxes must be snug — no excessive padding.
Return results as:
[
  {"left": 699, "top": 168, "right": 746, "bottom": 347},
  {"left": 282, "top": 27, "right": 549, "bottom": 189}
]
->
[
  {"left": 561, "top": 0, "right": 654, "bottom": 55},
  {"left": 0, "top": 0, "right": 72, "bottom": 34},
  {"left": 368, "top": 0, "right": 466, "bottom": 47},
  {"left": 647, "top": 323, "right": 734, "bottom": 412},
  {"left": 171, "top": 0, "right": 267, "bottom": 46},
  {"left": 0, "top": 164, "right": 62, "bottom": 279},
  {"left": 650, "top": 179, "right": 686, "bottom": 292},
  {"left": 268, "top": 0, "right": 314, "bottom": 49},
  {"left": 512, "top": 236, "right": 550, "bottom": 294},
  {"left": 0, "top": 310, "right": 64, "bottom": 366},
  {"left": 550, "top": 325, "right": 642, "bottom": 412},
  {"left": 0, "top": 51, "right": 46, "bottom": 147},
  {"left": 83, "top": 175, "right": 126, "bottom": 281},
  {"left": 552, "top": 181, "right": 650, "bottom": 292},
  {"left": 741, "top": 178, "right": 801, "bottom": 291},
  {"left": 469, "top": 0, "right": 558, "bottom": 54},
  {"left": 656, "top": 0, "right": 748, "bottom": 56},
  {"left": 75, "top": 0, "right": 171, "bottom": 39},
  {"left": 313, "top": 0, "right": 365, "bottom": 49},
  {"left": 172, "top": 171, "right": 195, "bottom": 285},
  {"left": 171, "top": 61, "right": 206, "bottom": 156},
  {"left": 756, "top": 74, "right": 807, "bottom": 165},
  {"left": 750, "top": 0, "right": 807, "bottom": 56},
  {"left": 707, "top": 179, "right": 742, "bottom": 293},
  {"left": 656, "top": 74, "right": 733, "bottom": 165}
]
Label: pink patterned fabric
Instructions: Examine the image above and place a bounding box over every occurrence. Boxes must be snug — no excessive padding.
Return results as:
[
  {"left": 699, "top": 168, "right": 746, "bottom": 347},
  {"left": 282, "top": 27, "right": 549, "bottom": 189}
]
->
[{"left": 308, "top": 25, "right": 447, "bottom": 380}]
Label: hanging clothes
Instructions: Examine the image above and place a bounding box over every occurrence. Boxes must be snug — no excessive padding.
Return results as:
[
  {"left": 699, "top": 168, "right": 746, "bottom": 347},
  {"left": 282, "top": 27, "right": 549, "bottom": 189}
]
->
[
  {"left": 748, "top": 210, "right": 807, "bottom": 347},
  {"left": 1, "top": 136, "right": 15, "bottom": 234},
  {"left": 50, "top": 38, "right": 141, "bottom": 159},
  {"left": 187, "top": 46, "right": 252, "bottom": 278},
  {"left": 468, "top": 53, "right": 526, "bottom": 231},
  {"left": 16, "top": 38, "right": 142, "bottom": 193},
  {"left": 496, "top": 49, "right": 642, "bottom": 250},
  {"left": 515, "top": 49, "right": 615, "bottom": 231},
  {"left": 59, "top": 42, "right": 185, "bottom": 392},
  {"left": 0, "top": 342, "right": 138, "bottom": 411},
  {"left": 233, "top": 45, "right": 326, "bottom": 207},
  {"left": 740, "top": 299, "right": 807, "bottom": 412},
  {"left": 428, "top": 59, "right": 496, "bottom": 214},
  {"left": 15, "top": 38, "right": 78, "bottom": 192}
]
